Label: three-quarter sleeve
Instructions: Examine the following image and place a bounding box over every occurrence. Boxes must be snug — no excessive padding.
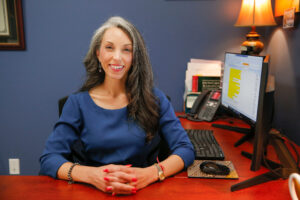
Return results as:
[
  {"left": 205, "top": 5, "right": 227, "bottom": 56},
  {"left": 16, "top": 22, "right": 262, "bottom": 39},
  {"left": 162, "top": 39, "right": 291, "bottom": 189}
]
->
[
  {"left": 155, "top": 89, "right": 195, "bottom": 168},
  {"left": 39, "top": 94, "right": 82, "bottom": 178}
]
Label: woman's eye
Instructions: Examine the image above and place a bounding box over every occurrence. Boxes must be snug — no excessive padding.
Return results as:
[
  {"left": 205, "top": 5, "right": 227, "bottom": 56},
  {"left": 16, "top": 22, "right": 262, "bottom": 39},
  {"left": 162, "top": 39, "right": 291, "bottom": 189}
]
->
[
  {"left": 105, "top": 46, "right": 113, "bottom": 50},
  {"left": 124, "top": 48, "right": 132, "bottom": 52}
]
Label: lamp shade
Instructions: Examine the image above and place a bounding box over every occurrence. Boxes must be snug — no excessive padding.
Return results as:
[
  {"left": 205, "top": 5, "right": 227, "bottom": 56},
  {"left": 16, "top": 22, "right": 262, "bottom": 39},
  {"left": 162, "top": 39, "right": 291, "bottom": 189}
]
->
[
  {"left": 235, "top": 0, "right": 276, "bottom": 27},
  {"left": 275, "top": 0, "right": 299, "bottom": 17}
]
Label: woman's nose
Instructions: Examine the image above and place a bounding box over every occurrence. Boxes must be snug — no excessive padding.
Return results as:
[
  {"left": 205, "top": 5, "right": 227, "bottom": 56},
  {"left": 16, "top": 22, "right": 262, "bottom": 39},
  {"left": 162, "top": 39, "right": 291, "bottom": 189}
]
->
[{"left": 113, "top": 50, "right": 121, "bottom": 61}]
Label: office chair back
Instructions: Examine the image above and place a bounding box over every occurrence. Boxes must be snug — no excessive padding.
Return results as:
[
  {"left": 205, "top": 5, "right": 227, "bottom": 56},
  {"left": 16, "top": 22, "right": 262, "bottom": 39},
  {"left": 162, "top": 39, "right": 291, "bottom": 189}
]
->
[{"left": 58, "top": 96, "right": 69, "bottom": 117}]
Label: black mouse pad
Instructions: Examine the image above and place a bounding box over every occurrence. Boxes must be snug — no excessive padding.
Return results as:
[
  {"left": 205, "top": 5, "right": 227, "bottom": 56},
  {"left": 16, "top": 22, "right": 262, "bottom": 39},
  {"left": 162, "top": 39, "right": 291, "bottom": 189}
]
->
[{"left": 187, "top": 160, "right": 239, "bottom": 179}]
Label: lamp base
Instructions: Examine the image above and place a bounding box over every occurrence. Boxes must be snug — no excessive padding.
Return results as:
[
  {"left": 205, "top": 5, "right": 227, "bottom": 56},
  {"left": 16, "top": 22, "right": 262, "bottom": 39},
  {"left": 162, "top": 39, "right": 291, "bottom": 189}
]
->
[{"left": 241, "top": 26, "right": 264, "bottom": 55}]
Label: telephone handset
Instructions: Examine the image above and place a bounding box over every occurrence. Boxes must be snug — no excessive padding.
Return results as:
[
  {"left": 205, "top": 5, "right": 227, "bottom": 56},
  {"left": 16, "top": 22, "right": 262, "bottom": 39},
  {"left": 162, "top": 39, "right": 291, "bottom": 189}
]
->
[{"left": 188, "top": 90, "right": 221, "bottom": 122}]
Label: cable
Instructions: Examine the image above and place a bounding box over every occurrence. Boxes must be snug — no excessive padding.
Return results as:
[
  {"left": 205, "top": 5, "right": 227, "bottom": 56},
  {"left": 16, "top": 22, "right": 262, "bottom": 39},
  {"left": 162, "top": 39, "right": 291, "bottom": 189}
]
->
[
  {"left": 285, "top": 136, "right": 300, "bottom": 170},
  {"left": 262, "top": 129, "right": 300, "bottom": 178},
  {"left": 262, "top": 152, "right": 283, "bottom": 178},
  {"left": 274, "top": 128, "right": 300, "bottom": 170}
]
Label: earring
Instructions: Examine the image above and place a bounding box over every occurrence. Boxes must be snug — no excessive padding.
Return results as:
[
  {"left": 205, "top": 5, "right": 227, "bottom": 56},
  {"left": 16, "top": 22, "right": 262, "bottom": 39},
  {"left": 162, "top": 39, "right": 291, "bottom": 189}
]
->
[{"left": 98, "top": 64, "right": 102, "bottom": 73}]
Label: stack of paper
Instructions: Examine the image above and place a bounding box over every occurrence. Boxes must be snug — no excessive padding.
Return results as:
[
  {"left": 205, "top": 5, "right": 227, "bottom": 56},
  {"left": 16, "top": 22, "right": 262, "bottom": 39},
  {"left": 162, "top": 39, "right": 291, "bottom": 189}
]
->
[{"left": 184, "top": 59, "right": 223, "bottom": 100}]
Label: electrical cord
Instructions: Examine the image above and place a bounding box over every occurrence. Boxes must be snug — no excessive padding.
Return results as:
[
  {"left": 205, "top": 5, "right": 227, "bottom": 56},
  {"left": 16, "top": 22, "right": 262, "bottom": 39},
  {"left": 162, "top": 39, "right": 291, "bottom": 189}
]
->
[
  {"left": 262, "top": 151, "right": 283, "bottom": 178},
  {"left": 285, "top": 135, "right": 300, "bottom": 171},
  {"left": 262, "top": 128, "right": 300, "bottom": 178},
  {"left": 273, "top": 128, "right": 300, "bottom": 170}
]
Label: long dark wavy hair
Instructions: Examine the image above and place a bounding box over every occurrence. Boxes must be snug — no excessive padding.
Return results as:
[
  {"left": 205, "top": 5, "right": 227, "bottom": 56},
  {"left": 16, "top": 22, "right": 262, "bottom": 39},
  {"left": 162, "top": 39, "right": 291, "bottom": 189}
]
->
[{"left": 80, "top": 16, "right": 159, "bottom": 142}]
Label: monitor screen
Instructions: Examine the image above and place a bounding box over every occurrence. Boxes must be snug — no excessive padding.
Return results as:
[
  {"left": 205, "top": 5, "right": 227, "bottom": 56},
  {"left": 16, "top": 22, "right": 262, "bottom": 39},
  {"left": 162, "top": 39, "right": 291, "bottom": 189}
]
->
[{"left": 221, "top": 53, "right": 265, "bottom": 123}]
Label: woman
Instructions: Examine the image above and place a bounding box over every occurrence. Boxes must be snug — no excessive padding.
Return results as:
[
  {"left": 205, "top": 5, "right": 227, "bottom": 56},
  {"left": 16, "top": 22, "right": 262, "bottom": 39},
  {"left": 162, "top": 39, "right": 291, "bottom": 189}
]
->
[{"left": 40, "top": 16, "right": 194, "bottom": 195}]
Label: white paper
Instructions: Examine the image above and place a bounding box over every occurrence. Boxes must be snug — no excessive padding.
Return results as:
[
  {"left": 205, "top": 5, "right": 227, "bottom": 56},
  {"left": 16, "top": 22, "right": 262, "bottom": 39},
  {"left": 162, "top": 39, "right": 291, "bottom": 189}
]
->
[
  {"left": 185, "top": 62, "right": 222, "bottom": 92},
  {"left": 183, "top": 59, "right": 222, "bottom": 101}
]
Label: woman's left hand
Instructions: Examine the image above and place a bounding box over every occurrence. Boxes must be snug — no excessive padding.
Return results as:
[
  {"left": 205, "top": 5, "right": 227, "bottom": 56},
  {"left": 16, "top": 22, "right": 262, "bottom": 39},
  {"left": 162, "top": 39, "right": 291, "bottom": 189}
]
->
[{"left": 127, "top": 166, "right": 157, "bottom": 190}]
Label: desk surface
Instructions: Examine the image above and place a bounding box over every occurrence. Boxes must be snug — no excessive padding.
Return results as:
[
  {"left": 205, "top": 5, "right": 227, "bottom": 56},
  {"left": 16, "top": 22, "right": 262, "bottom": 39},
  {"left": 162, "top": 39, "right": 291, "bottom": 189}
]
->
[{"left": 0, "top": 115, "right": 296, "bottom": 200}]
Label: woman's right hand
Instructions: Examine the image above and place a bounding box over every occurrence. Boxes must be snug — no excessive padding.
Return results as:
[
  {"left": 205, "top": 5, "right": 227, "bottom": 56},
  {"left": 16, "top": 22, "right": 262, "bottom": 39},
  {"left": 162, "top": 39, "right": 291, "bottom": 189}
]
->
[{"left": 87, "top": 164, "right": 137, "bottom": 195}]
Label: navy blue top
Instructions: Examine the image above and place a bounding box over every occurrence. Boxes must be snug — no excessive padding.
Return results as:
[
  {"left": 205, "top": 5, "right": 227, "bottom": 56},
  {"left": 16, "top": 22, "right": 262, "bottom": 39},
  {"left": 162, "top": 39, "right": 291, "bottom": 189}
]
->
[{"left": 40, "top": 88, "right": 194, "bottom": 178}]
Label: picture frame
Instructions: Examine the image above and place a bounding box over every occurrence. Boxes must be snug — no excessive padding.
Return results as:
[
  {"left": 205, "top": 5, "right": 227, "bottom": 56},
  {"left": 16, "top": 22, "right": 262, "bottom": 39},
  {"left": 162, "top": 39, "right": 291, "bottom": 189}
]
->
[
  {"left": 0, "top": 0, "right": 25, "bottom": 50},
  {"left": 283, "top": 7, "right": 295, "bottom": 29}
]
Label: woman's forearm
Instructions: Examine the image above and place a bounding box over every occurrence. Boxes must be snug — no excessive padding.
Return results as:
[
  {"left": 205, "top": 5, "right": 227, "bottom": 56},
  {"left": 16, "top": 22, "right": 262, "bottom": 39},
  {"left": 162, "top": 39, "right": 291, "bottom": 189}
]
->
[
  {"left": 57, "top": 162, "right": 95, "bottom": 184},
  {"left": 159, "top": 154, "right": 185, "bottom": 177},
  {"left": 141, "top": 154, "right": 185, "bottom": 187},
  {"left": 57, "top": 162, "right": 138, "bottom": 194}
]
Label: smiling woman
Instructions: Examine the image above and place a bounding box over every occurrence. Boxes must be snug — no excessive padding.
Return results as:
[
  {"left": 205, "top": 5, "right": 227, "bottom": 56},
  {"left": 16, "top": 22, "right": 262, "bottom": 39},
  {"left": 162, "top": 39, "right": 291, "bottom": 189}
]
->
[
  {"left": 39, "top": 16, "right": 195, "bottom": 196},
  {"left": 0, "top": 0, "right": 25, "bottom": 50}
]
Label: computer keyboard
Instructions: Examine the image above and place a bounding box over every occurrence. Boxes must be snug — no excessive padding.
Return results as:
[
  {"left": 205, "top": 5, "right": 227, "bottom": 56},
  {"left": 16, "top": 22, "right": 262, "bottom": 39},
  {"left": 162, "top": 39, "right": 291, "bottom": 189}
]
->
[{"left": 186, "top": 129, "right": 225, "bottom": 160}]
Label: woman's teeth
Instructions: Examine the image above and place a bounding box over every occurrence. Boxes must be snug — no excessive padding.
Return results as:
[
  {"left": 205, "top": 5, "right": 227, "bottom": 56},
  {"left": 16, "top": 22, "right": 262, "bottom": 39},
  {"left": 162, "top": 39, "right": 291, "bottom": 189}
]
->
[
  {"left": 112, "top": 65, "right": 123, "bottom": 69},
  {"left": 110, "top": 65, "right": 124, "bottom": 71}
]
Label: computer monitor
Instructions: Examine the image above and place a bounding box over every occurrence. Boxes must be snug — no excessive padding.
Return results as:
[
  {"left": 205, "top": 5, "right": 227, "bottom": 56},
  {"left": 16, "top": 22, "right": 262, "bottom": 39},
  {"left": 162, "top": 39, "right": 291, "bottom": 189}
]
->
[
  {"left": 222, "top": 53, "right": 266, "bottom": 125},
  {"left": 221, "top": 52, "right": 269, "bottom": 171},
  {"left": 222, "top": 53, "right": 300, "bottom": 192}
]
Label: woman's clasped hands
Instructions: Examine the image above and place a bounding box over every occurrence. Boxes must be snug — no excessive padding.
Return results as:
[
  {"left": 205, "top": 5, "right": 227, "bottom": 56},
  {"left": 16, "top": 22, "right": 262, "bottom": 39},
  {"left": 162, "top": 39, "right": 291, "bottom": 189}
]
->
[{"left": 89, "top": 164, "right": 154, "bottom": 196}]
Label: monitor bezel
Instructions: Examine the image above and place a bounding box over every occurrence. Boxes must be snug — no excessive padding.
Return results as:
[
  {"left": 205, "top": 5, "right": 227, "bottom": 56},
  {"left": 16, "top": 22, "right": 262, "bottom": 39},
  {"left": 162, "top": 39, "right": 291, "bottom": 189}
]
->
[{"left": 250, "top": 55, "right": 270, "bottom": 171}]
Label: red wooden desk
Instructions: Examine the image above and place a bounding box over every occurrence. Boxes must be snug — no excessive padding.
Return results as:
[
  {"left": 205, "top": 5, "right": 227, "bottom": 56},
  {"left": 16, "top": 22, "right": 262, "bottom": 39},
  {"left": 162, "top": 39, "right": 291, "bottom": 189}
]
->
[{"left": 0, "top": 116, "right": 296, "bottom": 200}]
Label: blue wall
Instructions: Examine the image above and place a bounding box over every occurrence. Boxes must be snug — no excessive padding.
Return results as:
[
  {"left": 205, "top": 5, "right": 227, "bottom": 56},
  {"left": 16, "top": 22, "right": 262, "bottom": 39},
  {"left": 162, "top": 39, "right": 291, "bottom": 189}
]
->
[
  {"left": 265, "top": 25, "right": 300, "bottom": 147},
  {"left": 0, "top": 0, "right": 299, "bottom": 175}
]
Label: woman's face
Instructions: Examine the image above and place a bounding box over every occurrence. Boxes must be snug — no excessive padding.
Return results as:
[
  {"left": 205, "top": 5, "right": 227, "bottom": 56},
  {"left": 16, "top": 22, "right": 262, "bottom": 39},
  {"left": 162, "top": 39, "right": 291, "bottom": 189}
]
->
[{"left": 97, "top": 27, "right": 133, "bottom": 81}]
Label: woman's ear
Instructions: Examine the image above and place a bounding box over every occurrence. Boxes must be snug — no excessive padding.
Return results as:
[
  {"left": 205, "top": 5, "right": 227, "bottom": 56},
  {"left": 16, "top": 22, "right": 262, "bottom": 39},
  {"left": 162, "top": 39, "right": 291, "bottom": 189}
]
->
[{"left": 96, "top": 49, "right": 102, "bottom": 64}]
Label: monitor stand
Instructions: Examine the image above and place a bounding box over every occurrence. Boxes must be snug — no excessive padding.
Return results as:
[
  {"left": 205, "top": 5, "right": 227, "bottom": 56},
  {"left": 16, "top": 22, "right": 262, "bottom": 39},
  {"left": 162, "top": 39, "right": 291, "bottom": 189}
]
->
[
  {"left": 212, "top": 123, "right": 254, "bottom": 147},
  {"left": 231, "top": 130, "right": 300, "bottom": 191}
]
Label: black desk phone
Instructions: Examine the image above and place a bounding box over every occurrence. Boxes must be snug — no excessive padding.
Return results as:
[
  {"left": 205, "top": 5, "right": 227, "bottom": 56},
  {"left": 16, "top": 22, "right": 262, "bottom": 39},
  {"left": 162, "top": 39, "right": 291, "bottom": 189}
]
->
[{"left": 188, "top": 90, "right": 221, "bottom": 121}]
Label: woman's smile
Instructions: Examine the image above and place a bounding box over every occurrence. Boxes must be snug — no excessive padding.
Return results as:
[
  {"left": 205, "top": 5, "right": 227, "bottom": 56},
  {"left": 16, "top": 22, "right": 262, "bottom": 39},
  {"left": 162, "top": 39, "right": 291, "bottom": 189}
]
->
[{"left": 109, "top": 64, "right": 125, "bottom": 72}]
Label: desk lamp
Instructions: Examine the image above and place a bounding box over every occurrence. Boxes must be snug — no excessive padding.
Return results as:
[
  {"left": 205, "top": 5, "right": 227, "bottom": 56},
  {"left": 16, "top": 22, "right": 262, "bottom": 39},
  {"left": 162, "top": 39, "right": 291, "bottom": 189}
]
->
[{"left": 235, "top": 0, "right": 276, "bottom": 55}]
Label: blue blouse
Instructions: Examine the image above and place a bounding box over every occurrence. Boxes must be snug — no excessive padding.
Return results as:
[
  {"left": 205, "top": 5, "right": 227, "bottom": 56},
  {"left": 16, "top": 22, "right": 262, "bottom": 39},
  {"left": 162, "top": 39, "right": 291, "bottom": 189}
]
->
[{"left": 39, "top": 88, "right": 194, "bottom": 178}]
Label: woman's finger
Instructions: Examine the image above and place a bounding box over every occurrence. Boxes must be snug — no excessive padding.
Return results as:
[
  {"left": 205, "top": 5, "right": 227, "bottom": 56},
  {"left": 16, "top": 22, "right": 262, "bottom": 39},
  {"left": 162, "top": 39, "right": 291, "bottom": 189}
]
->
[
  {"left": 102, "top": 164, "right": 133, "bottom": 174},
  {"left": 104, "top": 171, "right": 137, "bottom": 184},
  {"left": 110, "top": 181, "right": 137, "bottom": 195}
]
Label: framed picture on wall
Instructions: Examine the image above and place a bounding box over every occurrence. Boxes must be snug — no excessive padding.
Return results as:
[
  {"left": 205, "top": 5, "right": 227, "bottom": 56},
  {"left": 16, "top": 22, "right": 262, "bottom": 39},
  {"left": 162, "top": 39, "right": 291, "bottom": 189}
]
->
[
  {"left": 0, "top": 0, "right": 25, "bottom": 50},
  {"left": 283, "top": 8, "right": 295, "bottom": 28}
]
